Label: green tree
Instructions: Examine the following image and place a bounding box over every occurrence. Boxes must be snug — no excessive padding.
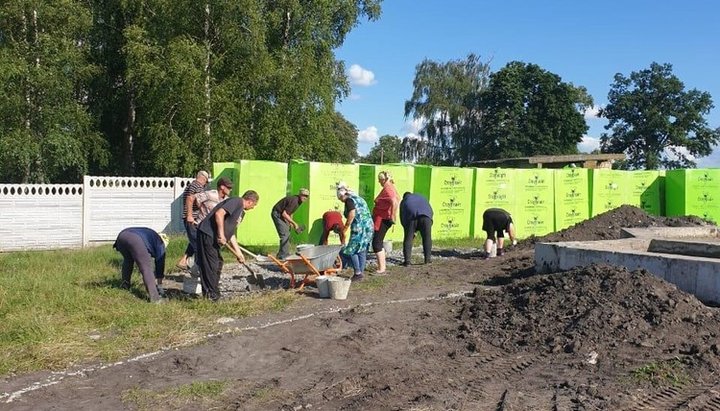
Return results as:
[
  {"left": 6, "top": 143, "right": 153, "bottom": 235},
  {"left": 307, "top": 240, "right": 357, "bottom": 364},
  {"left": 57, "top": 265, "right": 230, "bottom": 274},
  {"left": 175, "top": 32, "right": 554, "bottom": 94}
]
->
[
  {"left": 327, "top": 112, "right": 359, "bottom": 163},
  {"left": 478, "top": 61, "right": 592, "bottom": 160},
  {"left": 0, "top": 0, "right": 107, "bottom": 183},
  {"left": 95, "top": 0, "right": 380, "bottom": 176},
  {"left": 404, "top": 53, "right": 491, "bottom": 165},
  {"left": 401, "top": 136, "right": 429, "bottom": 163},
  {"left": 600, "top": 62, "right": 720, "bottom": 170},
  {"left": 359, "top": 135, "right": 402, "bottom": 164}
]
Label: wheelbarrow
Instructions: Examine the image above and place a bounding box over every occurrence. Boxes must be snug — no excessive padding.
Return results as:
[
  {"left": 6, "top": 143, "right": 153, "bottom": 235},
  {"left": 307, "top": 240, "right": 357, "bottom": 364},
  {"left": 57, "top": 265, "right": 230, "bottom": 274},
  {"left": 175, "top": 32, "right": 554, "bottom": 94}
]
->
[{"left": 267, "top": 245, "right": 343, "bottom": 290}]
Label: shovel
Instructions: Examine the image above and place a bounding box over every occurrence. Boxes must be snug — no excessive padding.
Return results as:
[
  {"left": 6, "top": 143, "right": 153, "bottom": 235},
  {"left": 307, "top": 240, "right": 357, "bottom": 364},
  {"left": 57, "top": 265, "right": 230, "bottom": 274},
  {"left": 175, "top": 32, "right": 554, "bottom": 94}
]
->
[
  {"left": 223, "top": 243, "right": 267, "bottom": 289},
  {"left": 242, "top": 262, "right": 267, "bottom": 289},
  {"left": 238, "top": 245, "right": 270, "bottom": 262}
]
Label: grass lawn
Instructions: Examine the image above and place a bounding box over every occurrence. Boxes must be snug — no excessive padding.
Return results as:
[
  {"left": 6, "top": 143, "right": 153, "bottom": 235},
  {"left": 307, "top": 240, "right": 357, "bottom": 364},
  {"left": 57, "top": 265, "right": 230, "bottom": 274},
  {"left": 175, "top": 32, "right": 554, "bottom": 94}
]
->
[{"left": 0, "top": 235, "right": 479, "bottom": 377}]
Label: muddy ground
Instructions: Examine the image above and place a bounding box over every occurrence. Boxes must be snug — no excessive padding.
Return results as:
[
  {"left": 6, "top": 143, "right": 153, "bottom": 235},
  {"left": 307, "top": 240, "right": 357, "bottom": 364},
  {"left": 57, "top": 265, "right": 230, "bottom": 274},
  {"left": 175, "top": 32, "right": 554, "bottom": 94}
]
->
[{"left": 3, "top": 205, "right": 720, "bottom": 410}]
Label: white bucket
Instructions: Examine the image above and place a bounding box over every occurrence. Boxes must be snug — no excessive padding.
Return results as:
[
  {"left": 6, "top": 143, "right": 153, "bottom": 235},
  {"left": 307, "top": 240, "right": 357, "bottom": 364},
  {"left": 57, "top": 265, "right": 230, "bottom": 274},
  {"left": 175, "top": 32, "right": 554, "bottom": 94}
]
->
[
  {"left": 316, "top": 275, "right": 330, "bottom": 298},
  {"left": 328, "top": 277, "right": 351, "bottom": 300},
  {"left": 383, "top": 240, "right": 393, "bottom": 254}
]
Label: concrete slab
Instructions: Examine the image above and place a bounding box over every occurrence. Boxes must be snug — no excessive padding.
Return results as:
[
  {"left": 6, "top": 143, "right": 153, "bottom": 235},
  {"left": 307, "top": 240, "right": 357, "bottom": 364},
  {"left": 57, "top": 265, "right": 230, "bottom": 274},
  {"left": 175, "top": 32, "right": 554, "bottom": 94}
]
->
[{"left": 535, "top": 227, "right": 720, "bottom": 304}]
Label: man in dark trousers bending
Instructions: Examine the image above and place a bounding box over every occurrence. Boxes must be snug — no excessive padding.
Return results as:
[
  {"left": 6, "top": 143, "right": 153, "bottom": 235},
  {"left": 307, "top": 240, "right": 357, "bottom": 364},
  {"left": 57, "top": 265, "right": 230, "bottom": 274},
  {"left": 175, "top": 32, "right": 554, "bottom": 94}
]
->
[
  {"left": 481, "top": 207, "right": 517, "bottom": 258},
  {"left": 113, "top": 227, "right": 169, "bottom": 303},
  {"left": 399, "top": 192, "right": 434, "bottom": 266},
  {"left": 271, "top": 188, "right": 309, "bottom": 259},
  {"left": 196, "top": 190, "right": 259, "bottom": 301}
]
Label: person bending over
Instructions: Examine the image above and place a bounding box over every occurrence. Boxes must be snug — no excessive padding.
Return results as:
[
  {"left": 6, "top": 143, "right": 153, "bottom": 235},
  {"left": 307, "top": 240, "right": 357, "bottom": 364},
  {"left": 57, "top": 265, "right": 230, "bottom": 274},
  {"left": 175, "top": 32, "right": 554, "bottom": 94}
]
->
[{"left": 481, "top": 207, "right": 517, "bottom": 258}]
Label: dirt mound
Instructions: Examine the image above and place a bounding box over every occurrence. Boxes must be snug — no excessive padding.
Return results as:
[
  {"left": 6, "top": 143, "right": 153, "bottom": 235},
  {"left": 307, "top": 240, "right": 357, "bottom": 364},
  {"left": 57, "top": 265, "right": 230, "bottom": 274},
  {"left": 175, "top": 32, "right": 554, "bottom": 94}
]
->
[
  {"left": 528, "top": 205, "right": 708, "bottom": 243},
  {"left": 459, "top": 264, "right": 720, "bottom": 376}
]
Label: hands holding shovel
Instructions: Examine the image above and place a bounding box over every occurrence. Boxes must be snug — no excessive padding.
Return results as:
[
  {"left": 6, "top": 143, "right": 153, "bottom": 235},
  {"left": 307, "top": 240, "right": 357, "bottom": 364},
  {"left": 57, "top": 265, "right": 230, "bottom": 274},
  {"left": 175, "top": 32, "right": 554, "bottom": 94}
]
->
[{"left": 220, "top": 236, "right": 266, "bottom": 289}]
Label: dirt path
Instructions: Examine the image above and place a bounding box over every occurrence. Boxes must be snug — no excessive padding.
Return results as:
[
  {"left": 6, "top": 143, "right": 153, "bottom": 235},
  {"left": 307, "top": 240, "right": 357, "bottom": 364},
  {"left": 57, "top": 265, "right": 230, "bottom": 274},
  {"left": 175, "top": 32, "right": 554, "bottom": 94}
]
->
[{"left": 3, "top": 206, "right": 720, "bottom": 410}]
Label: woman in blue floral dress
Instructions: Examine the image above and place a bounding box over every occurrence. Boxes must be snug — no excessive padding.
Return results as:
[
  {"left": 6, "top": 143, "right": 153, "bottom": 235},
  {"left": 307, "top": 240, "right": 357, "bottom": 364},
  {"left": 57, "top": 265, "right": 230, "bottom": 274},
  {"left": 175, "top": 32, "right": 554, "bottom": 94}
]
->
[{"left": 336, "top": 185, "right": 374, "bottom": 282}]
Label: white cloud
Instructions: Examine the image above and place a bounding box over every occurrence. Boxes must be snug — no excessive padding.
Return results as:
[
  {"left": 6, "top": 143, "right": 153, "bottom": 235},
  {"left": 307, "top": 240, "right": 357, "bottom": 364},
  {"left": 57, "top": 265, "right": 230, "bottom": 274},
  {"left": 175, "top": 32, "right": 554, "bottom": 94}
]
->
[
  {"left": 348, "top": 64, "right": 376, "bottom": 86},
  {"left": 402, "top": 117, "right": 426, "bottom": 137},
  {"left": 665, "top": 145, "right": 696, "bottom": 162},
  {"left": 697, "top": 145, "right": 720, "bottom": 167},
  {"left": 577, "top": 135, "right": 601, "bottom": 153},
  {"left": 348, "top": 93, "right": 361, "bottom": 101},
  {"left": 358, "top": 126, "right": 379, "bottom": 143},
  {"left": 583, "top": 105, "right": 602, "bottom": 120}
]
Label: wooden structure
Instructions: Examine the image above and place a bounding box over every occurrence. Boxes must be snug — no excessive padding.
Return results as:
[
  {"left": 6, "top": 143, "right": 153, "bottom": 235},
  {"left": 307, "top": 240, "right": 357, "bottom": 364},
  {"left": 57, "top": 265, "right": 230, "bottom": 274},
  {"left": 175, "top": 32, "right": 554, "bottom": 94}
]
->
[{"left": 472, "top": 153, "right": 626, "bottom": 169}]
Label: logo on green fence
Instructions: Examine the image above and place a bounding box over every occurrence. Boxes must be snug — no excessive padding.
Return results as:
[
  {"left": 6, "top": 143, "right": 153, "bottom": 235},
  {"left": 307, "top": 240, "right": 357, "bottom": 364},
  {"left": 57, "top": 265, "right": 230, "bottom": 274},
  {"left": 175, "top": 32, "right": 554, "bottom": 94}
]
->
[
  {"left": 605, "top": 182, "right": 619, "bottom": 191},
  {"left": 488, "top": 191, "right": 507, "bottom": 201},
  {"left": 698, "top": 193, "right": 715, "bottom": 203},
  {"left": 565, "top": 188, "right": 582, "bottom": 199},
  {"left": 440, "top": 218, "right": 460, "bottom": 231},
  {"left": 489, "top": 170, "right": 507, "bottom": 179},
  {"left": 527, "top": 195, "right": 545, "bottom": 206},
  {"left": 527, "top": 174, "right": 546, "bottom": 185},
  {"left": 443, "top": 175, "right": 462, "bottom": 187},
  {"left": 526, "top": 215, "right": 546, "bottom": 226},
  {"left": 565, "top": 209, "right": 582, "bottom": 218},
  {"left": 442, "top": 197, "right": 462, "bottom": 208},
  {"left": 697, "top": 172, "right": 714, "bottom": 184}
]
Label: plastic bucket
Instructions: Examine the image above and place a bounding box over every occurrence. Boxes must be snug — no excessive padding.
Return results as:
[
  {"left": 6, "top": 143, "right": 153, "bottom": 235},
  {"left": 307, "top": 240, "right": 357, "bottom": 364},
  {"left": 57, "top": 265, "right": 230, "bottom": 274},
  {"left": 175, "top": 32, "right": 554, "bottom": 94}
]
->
[
  {"left": 316, "top": 275, "right": 330, "bottom": 298},
  {"left": 383, "top": 240, "right": 393, "bottom": 254},
  {"left": 328, "top": 277, "right": 351, "bottom": 300}
]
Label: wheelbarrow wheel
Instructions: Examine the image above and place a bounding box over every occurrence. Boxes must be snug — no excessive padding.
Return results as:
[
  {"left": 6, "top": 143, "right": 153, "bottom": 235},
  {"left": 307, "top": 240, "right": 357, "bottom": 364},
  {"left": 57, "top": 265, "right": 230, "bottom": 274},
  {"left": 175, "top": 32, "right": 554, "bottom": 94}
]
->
[{"left": 334, "top": 255, "right": 342, "bottom": 270}]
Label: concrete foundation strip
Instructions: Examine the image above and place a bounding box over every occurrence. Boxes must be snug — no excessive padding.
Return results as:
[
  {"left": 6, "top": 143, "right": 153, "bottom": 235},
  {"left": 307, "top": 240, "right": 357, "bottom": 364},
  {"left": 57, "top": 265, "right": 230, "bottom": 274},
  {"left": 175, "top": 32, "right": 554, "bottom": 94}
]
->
[{"left": 1, "top": 290, "right": 475, "bottom": 403}]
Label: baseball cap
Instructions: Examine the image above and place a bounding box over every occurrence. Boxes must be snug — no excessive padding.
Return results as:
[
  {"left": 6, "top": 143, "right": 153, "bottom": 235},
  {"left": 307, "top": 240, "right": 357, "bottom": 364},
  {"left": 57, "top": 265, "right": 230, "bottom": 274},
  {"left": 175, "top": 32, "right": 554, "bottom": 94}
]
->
[{"left": 299, "top": 188, "right": 310, "bottom": 196}]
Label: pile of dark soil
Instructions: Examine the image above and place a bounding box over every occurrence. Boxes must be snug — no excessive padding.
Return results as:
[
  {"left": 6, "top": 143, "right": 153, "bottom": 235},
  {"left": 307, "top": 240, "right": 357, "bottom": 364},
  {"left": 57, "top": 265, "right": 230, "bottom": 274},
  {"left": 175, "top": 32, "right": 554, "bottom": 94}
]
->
[
  {"left": 528, "top": 204, "right": 709, "bottom": 244},
  {"left": 459, "top": 264, "right": 720, "bottom": 383}
]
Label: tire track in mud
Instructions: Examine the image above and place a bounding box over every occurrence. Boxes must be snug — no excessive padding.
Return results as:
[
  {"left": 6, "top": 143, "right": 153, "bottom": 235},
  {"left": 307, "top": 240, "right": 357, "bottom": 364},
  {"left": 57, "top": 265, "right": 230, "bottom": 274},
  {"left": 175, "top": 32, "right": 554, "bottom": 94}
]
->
[
  {"left": 623, "top": 382, "right": 718, "bottom": 410},
  {"left": 458, "top": 350, "right": 553, "bottom": 410}
]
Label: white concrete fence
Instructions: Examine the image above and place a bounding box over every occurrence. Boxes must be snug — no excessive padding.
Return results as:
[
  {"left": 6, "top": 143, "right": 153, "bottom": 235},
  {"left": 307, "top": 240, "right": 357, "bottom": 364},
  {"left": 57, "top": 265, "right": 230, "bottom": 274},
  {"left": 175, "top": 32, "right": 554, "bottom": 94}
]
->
[{"left": 0, "top": 176, "right": 193, "bottom": 252}]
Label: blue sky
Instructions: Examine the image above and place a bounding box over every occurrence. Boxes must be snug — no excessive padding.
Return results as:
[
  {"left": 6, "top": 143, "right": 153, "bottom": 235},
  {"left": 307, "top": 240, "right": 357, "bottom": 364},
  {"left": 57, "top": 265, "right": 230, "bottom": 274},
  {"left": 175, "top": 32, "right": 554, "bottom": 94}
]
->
[{"left": 336, "top": 0, "right": 720, "bottom": 166}]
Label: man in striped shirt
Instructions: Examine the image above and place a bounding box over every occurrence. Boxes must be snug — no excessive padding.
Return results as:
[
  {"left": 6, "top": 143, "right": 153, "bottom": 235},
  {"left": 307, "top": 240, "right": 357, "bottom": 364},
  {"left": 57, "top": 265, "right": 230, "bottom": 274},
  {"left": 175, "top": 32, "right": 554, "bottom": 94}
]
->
[{"left": 177, "top": 170, "right": 209, "bottom": 269}]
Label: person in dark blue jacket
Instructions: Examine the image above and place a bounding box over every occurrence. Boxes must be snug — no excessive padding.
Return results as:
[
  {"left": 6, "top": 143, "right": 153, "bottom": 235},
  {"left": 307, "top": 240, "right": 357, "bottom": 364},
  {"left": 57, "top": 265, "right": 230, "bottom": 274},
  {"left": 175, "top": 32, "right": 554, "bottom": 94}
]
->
[
  {"left": 399, "top": 192, "right": 434, "bottom": 266},
  {"left": 113, "top": 227, "right": 169, "bottom": 303}
]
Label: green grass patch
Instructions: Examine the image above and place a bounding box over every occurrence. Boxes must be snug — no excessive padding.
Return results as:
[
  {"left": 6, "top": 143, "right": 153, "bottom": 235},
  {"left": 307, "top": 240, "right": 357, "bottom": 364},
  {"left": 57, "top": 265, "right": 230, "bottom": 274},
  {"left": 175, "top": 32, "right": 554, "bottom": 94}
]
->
[
  {"left": 122, "top": 380, "right": 228, "bottom": 410},
  {"left": 0, "top": 237, "right": 296, "bottom": 376},
  {"left": 353, "top": 275, "right": 390, "bottom": 291},
  {"left": 630, "top": 358, "right": 690, "bottom": 387},
  {"left": 431, "top": 237, "right": 481, "bottom": 249}
]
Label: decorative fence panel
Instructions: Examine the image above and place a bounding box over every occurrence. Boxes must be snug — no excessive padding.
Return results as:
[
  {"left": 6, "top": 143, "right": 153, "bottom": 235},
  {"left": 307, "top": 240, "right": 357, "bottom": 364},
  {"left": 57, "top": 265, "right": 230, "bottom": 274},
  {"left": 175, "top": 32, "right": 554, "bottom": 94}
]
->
[
  {"left": 82, "top": 176, "right": 190, "bottom": 245},
  {"left": 0, "top": 184, "right": 84, "bottom": 251},
  {"left": 0, "top": 176, "right": 192, "bottom": 251}
]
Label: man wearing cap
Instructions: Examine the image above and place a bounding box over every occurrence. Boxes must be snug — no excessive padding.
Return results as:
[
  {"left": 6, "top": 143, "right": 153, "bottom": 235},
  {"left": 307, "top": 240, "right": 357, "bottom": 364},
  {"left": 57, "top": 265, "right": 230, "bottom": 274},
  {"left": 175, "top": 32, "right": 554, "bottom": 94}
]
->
[
  {"left": 192, "top": 176, "right": 233, "bottom": 223},
  {"left": 177, "top": 170, "right": 209, "bottom": 270},
  {"left": 271, "top": 188, "right": 310, "bottom": 260},
  {"left": 113, "top": 227, "right": 169, "bottom": 303}
]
